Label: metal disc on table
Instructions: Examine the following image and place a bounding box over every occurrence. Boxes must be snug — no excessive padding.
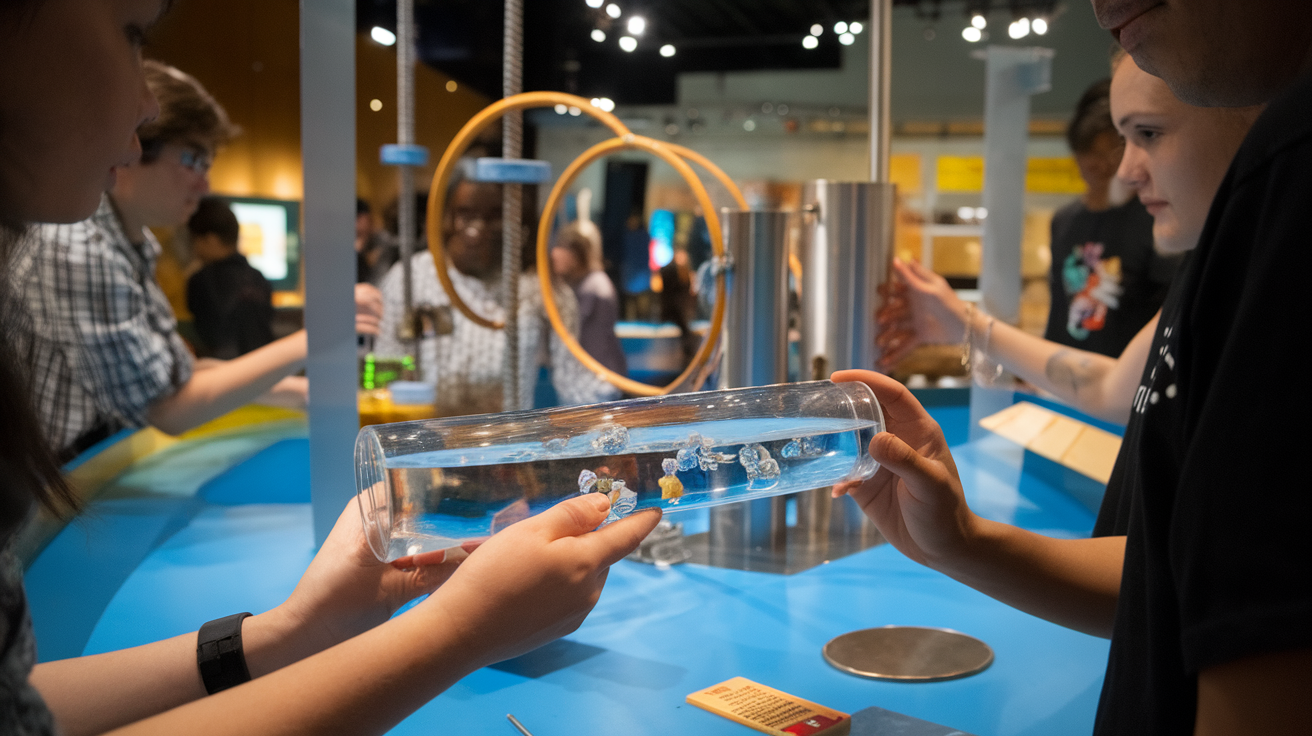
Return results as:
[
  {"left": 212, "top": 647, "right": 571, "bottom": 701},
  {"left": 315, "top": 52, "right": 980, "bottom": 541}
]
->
[{"left": 823, "top": 626, "right": 994, "bottom": 682}]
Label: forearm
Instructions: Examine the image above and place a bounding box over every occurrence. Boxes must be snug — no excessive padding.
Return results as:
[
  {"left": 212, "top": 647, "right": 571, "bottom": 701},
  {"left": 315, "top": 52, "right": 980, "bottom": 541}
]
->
[
  {"left": 102, "top": 600, "right": 483, "bottom": 736},
  {"left": 936, "top": 519, "right": 1125, "bottom": 638},
  {"left": 146, "top": 331, "right": 308, "bottom": 435},
  {"left": 31, "top": 608, "right": 315, "bottom": 736},
  {"left": 967, "top": 309, "right": 1121, "bottom": 422}
]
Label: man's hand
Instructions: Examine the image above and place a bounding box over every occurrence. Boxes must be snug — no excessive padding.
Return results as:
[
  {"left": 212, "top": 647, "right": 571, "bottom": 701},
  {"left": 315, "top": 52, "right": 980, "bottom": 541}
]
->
[
  {"left": 354, "top": 283, "right": 383, "bottom": 336},
  {"left": 831, "top": 369, "right": 978, "bottom": 568}
]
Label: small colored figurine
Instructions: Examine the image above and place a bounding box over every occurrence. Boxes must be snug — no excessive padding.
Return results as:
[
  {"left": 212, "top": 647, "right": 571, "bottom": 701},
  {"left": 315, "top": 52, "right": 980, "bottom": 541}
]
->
[
  {"left": 607, "top": 480, "right": 638, "bottom": 521},
  {"left": 591, "top": 424, "right": 630, "bottom": 454},
  {"left": 659, "top": 457, "right": 684, "bottom": 503}
]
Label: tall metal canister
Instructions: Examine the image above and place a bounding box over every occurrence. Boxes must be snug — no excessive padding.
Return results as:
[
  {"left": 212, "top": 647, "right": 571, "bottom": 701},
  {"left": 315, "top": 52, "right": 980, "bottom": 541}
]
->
[
  {"left": 706, "top": 210, "right": 792, "bottom": 569},
  {"left": 795, "top": 180, "right": 896, "bottom": 549}
]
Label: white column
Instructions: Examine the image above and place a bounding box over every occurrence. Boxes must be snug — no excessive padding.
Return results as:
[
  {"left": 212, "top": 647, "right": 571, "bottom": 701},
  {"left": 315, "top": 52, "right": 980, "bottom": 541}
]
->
[{"left": 301, "top": 0, "right": 359, "bottom": 544}]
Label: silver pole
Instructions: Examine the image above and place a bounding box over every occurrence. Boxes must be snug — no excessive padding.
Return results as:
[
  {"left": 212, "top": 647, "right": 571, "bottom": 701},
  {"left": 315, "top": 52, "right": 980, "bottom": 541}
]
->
[
  {"left": 502, "top": 0, "right": 524, "bottom": 410},
  {"left": 397, "top": 0, "right": 417, "bottom": 369},
  {"left": 869, "top": 0, "right": 892, "bottom": 182},
  {"left": 301, "top": 0, "right": 358, "bottom": 545}
]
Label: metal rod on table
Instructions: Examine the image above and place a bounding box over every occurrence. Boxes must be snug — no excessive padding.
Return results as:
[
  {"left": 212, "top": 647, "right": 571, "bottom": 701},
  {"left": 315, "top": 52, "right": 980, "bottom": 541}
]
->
[
  {"left": 501, "top": 0, "right": 524, "bottom": 410},
  {"left": 506, "top": 713, "right": 534, "bottom": 736}
]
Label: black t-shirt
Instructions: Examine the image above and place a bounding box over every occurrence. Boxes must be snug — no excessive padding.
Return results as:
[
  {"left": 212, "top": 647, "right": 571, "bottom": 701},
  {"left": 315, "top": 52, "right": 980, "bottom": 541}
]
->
[
  {"left": 186, "top": 253, "right": 275, "bottom": 360},
  {"left": 1044, "top": 197, "right": 1179, "bottom": 357},
  {"left": 1091, "top": 71, "right": 1312, "bottom": 735}
]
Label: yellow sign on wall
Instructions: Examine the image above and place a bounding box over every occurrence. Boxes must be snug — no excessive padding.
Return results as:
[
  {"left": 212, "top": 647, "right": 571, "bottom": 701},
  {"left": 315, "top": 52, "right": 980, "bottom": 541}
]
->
[
  {"left": 936, "top": 156, "right": 985, "bottom": 192},
  {"left": 889, "top": 153, "right": 923, "bottom": 194},
  {"left": 935, "top": 155, "right": 1088, "bottom": 194}
]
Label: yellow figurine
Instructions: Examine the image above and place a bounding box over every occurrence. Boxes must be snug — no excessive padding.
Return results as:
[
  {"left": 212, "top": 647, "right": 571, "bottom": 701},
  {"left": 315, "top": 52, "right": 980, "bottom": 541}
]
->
[{"left": 659, "top": 474, "right": 684, "bottom": 503}]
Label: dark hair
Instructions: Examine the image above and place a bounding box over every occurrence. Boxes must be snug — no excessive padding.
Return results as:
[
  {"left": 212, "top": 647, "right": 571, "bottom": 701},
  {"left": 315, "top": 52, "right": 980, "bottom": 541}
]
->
[
  {"left": 357, "top": 197, "right": 371, "bottom": 216},
  {"left": 138, "top": 60, "right": 238, "bottom": 163},
  {"left": 187, "top": 196, "right": 240, "bottom": 247},
  {"left": 0, "top": 224, "right": 77, "bottom": 521},
  {"left": 1066, "top": 78, "right": 1117, "bottom": 154}
]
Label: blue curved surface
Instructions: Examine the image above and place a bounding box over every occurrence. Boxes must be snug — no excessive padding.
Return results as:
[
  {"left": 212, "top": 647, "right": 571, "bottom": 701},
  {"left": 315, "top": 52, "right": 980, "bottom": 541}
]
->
[{"left": 27, "top": 401, "right": 1112, "bottom": 735}]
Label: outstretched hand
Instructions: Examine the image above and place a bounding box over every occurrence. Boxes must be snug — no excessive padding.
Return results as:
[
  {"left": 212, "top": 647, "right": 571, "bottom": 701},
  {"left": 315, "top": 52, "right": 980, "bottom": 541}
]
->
[
  {"left": 831, "top": 370, "right": 977, "bottom": 568},
  {"left": 876, "top": 258, "right": 970, "bottom": 370},
  {"left": 354, "top": 283, "right": 384, "bottom": 336},
  {"left": 421, "top": 494, "right": 662, "bottom": 668}
]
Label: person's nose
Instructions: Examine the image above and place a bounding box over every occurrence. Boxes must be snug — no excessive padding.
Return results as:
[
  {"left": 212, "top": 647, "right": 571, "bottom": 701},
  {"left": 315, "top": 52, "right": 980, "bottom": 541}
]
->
[{"left": 1117, "top": 143, "right": 1148, "bottom": 191}]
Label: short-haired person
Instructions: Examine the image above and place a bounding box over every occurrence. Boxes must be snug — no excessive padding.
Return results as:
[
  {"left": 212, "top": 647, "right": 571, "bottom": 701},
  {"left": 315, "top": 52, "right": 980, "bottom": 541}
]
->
[
  {"left": 11, "top": 59, "right": 380, "bottom": 461},
  {"left": 550, "top": 221, "right": 627, "bottom": 388},
  {"left": 185, "top": 196, "right": 275, "bottom": 359},
  {"left": 876, "top": 51, "right": 1257, "bottom": 427},
  {"left": 1044, "top": 77, "right": 1179, "bottom": 356},
  {"left": 0, "top": 4, "right": 658, "bottom": 735},
  {"left": 841, "top": 1, "right": 1312, "bottom": 732},
  {"left": 375, "top": 171, "right": 614, "bottom": 415}
]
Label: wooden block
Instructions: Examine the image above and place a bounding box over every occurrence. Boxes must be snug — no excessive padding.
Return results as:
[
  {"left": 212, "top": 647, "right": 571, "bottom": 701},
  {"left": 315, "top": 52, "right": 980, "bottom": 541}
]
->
[
  {"left": 983, "top": 402, "right": 1056, "bottom": 446},
  {"left": 1027, "top": 414, "right": 1085, "bottom": 462},
  {"left": 687, "top": 677, "right": 851, "bottom": 736},
  {"left": 1061, "top": 426, "right": 1122, "bottom": 485}
]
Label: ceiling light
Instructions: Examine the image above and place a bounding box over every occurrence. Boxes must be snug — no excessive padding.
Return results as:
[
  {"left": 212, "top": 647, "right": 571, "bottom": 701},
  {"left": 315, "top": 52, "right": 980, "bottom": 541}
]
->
[
  {"left": 850, "top": 21, "right": 863, "bottom": 34},
  {"left": 660, "top": 44, "right": 676, "bottom": 57},
  {"left": 591, "top": 29, "right": 606, "bottom": 42},
  {"left": 618, "top": 35, "right": 637, "bottom": 52},
  {"left": 839, "top": 32, "right": 855, "bottom": 45},
  {"left": 1032, "top": 17, "right": 1048, "bottom": 34},
  {"left": 1009, "top": 18, "right": 1030, "bottom": 38},
  {"left": 585, "top": 0, "right": 604, "bottom": 7},
  {"left": 802, "top": 35, "right": 819, "bottom": 49},
  {"left": 957, "top": 206, "right": 974, "bottom": 221},
  {"left": 445, "top": 80, "right": 457, "bottom": 92},
  {"left": 555, "top": 104, "right": 568, "bottom": 115},
  {"left": 627, "top": 16, "right": 645, "bottom": 35},
  {"left": 568, "top": 106, "right": 582, "bottom": 116},
  {"left": 599, "top": 97, "right": 616, "bottom": 111},
  {"left": 833, "top": 21, "right": 848, "bottom": 34},
  {"left": 370, "top": 26, "right": 396, "bottom": 46},
  {"left": 962, "top": 26, "right": 982, "bottom": 42},
  {"left": 605, "top": 3, "right": 621, "bottom": 19},
  {"left": 743, "top": 119, "right": 756, "bottom": 131},
  {"left": 369, "top": 98, "right": 383, "bottom": 112},
  {"left": 971, "top": 14, "right": 987, "bottom": 29},
  {"left": 810, "top": 23, "right": 823, "bottom": 36},
  {"left": 976, "top": 207, "right": 988, "bottom": 219}
]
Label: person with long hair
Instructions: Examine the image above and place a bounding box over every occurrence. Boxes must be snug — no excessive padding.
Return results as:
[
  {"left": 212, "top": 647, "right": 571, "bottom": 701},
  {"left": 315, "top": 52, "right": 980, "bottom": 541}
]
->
[
  {"left": 840, "top": 0, "right": 1312, "bottom": 729},
  {"left": 0, "top": 3, "right": 659, "bottom": 734}
]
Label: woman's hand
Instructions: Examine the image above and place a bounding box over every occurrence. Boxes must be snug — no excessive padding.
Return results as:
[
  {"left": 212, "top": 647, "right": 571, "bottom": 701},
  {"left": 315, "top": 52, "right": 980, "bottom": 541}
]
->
[
  {"left": 419, "top": 494, "right": 662, "bottom": 668},
  {"left": 831, "top": 370, "right": 979, "bottom": 568},
  {"left": 272, "top": 501, "right": 463, "bottom": 660},
  {"left": 876, "top": 258, "right": 972, "bottom": 370}
]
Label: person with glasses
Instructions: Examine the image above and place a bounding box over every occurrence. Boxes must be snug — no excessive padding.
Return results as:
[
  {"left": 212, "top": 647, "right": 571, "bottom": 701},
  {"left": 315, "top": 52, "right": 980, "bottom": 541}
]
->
[
  {"left": 375, "top": 167, "right": 614, "bottom": 416},
  {"left": 11, "top": 60, "right": 382, "bottom": 461}
]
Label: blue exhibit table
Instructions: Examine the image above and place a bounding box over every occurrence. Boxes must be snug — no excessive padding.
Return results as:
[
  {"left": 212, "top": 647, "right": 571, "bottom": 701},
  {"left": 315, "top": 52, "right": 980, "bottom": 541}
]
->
[{"left": 25, "top": 395, "right": 1114, "bottom": 736}]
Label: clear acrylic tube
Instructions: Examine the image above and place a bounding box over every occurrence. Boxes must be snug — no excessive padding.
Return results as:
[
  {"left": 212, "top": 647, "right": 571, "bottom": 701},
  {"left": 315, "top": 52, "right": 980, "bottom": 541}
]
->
[{"left": 356, "top": 380, "right": 883, "bottom": 562}]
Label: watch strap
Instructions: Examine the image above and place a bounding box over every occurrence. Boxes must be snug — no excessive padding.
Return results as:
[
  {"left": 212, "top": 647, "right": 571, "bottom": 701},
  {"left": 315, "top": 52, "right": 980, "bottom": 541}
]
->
[{"left": 197, "top": 612, "right": 252, "bottom": 694}]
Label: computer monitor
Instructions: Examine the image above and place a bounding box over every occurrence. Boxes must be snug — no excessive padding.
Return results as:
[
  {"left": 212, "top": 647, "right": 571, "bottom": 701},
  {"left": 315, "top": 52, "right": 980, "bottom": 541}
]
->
[{"left": 223, "top": 195, "right": 301, "bottom": 292}]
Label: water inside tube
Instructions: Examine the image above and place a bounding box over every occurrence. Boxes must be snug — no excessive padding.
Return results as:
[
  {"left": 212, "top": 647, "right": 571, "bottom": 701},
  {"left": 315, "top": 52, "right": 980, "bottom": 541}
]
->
[{"left": 368, "top": 415, "right": 879, "bottom": 561}]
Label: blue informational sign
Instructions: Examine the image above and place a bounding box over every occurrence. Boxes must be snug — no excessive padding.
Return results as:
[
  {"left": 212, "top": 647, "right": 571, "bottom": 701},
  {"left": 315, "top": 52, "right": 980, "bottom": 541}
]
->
[
  {"left": 380, "top": 144, "right": 430, "bottom": 166},
  {"left": 648, "top": 208, "right": 675, "bottom": 270}
]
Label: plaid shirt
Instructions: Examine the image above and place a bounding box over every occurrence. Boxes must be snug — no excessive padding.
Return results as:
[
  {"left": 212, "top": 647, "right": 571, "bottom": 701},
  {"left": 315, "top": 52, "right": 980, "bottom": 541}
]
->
[
  {"left": 375, "top": 251, "right": 617, "bottom": 417},
  {"left": 11, "top": 196, "right": 193, "bottom": 456}
]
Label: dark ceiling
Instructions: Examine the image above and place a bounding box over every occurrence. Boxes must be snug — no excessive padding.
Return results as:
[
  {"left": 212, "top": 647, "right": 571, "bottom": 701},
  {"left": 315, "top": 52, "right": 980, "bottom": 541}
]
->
[{"left": 356, "top": 0, "right": 1060, "bottom": 105}]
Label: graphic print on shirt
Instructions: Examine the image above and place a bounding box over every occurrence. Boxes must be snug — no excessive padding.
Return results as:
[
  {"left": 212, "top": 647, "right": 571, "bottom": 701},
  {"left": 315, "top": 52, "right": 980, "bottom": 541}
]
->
[
  {"left": 1062, "top": 242, "right": 1124, "bottom": 340},
  {"left": 1133, "top": 325, "right": 1179, "bottom": 416}
]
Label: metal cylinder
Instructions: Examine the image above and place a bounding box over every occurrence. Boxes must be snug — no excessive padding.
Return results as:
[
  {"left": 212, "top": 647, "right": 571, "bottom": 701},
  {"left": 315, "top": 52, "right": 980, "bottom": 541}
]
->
[
  {"left": 708, "top": 210, "right": 791, "bottom": 563},
  {"left": 795, "top": 181, "right": 896, "bottom": 543}
]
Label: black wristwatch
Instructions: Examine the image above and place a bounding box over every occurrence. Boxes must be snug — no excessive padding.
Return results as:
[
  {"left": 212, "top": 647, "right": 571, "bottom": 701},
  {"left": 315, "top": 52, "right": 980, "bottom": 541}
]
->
[{"left": 197, "top": 612, "right": 252, "bottom": 694}]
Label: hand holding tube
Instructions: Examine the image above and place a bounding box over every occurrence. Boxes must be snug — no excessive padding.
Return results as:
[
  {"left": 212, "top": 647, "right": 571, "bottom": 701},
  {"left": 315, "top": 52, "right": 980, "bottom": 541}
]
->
[
  {"left": 830, "top": 369, "right": 977, "bottom": 568},
  {"left": 418, "top": 495, "right": 662, "bottom": 668}
]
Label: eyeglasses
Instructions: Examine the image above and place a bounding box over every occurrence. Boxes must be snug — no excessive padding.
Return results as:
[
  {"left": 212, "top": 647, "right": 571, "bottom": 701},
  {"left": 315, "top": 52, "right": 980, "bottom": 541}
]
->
[{"left": 176, "top": 146, "right": 213, "bottom": 175}]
